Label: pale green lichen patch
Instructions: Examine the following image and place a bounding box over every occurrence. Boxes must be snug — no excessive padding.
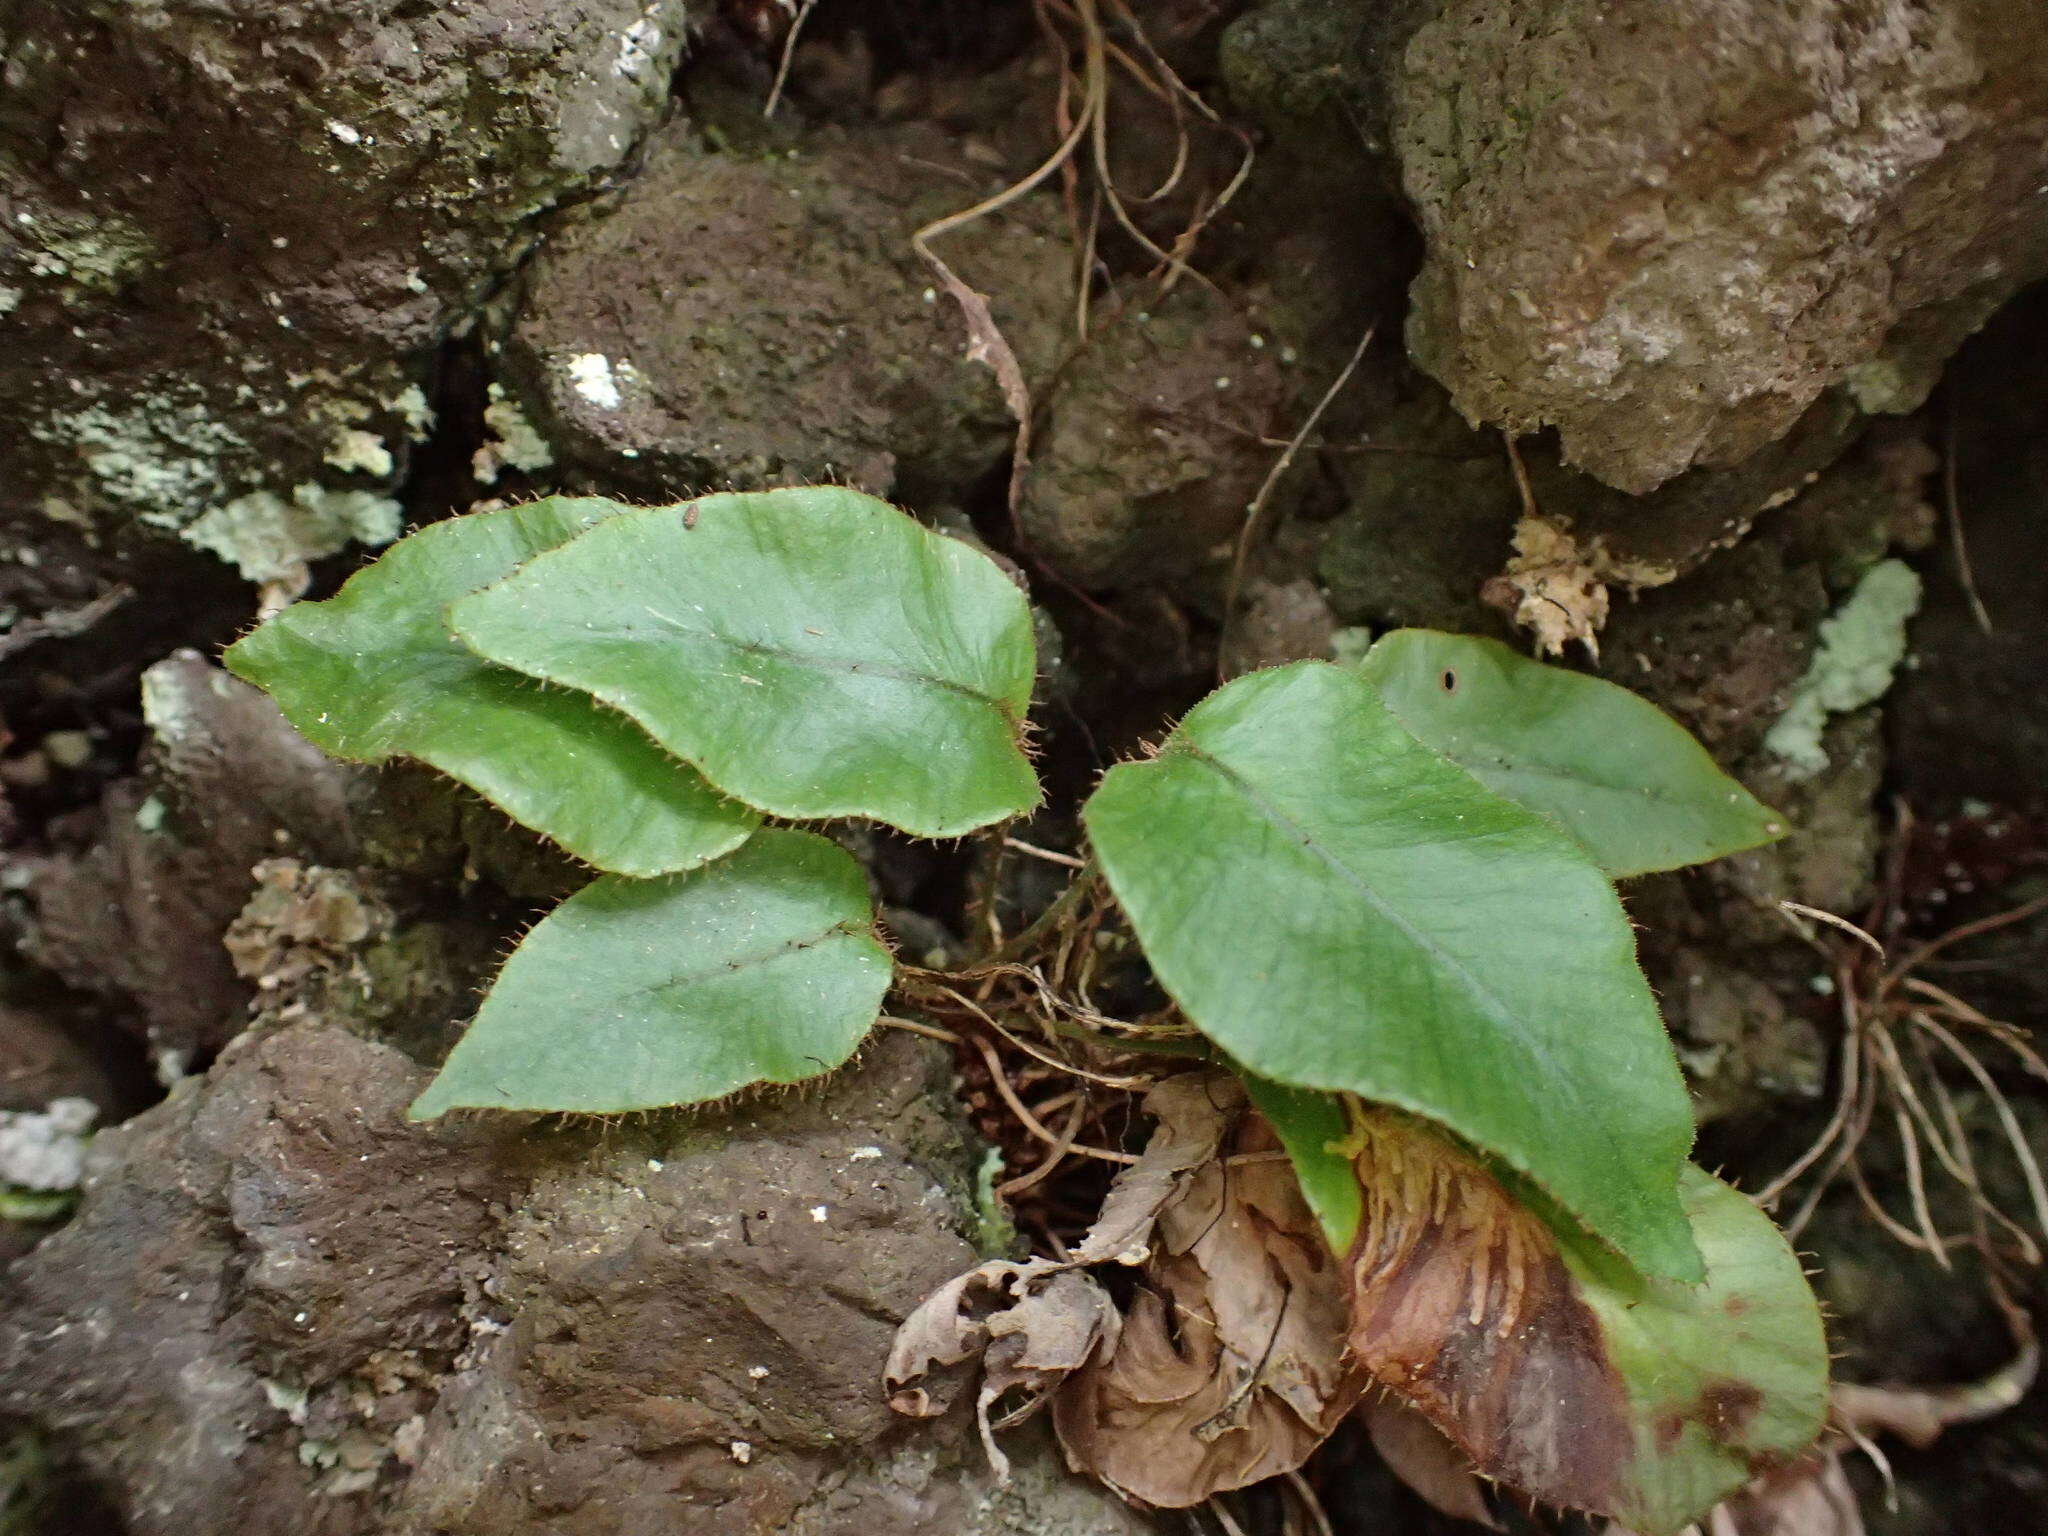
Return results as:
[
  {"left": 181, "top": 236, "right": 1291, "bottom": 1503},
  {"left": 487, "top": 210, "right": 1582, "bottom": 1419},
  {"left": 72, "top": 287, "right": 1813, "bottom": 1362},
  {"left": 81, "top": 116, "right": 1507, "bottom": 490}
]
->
[
  {"left": 32, "top": 396, "right": 250, "bottom": 522},
  {"left": 184, "top": 483, "right": 403, "bottom": 585},
  {"left": 387, "top": 385, "right": 435, "bottom": 440},
  {"left": 1764, "top": 558, "right": 1923, "bottom": 776},
  {"left": 21, "top": 209, "right": 157, "bottom": 298},
  {"left": 472, "top": 384, "right": 554, "bottom": 482},
  {"left": 324, "top": 426, "right": 394, "bottom": 478}
]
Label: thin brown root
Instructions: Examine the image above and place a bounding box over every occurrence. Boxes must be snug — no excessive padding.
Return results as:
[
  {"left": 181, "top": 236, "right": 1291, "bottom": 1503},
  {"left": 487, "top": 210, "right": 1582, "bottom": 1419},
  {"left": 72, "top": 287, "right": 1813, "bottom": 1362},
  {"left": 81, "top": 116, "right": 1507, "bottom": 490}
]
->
[
  {"left": 1779, "top": 900, "right": 1889, "bottom": 961},
  {"left": 1943, "top": 396, "right": 1995, "bottom": 636},
  {"left": 877, "top": 1014, "right": 962, "bottom": 1045},
  {"left": 967, "top": 1030, "right": 1139, "bottom": 1165},
  {"left": 761, "top": 0, "right": 819, "bottom": 120},
  {"left": 1913, "top": 1010, "right": 2048, "bottom": 1240},
  {"left": 1221, "top": 320, "right": 1376, "bottom": 675}
]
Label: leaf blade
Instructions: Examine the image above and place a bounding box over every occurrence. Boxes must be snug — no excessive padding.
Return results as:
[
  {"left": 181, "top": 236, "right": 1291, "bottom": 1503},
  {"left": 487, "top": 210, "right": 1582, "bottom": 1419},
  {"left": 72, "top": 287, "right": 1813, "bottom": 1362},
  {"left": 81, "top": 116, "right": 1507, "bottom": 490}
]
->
[
  {"left": 1566, "top": 1169, "right": 1832, "bottom": 1535},
  {"left": 1357, "top": 629, "right": 1783, "bottom": 878},
  {"left": 409, "top": 828, "right": 891, "bottom": 1118},
  {"left": 223, "top": 498, "right": 757, "bottom": 877},
  {"left": 1240, "top": 1075, "right": 1362, "bottom": 1254},
  {"left": 1083, "top": 660, "right": 1700, "bottom": 1281},
  {"left": 448, "top": 487, "right": 1040, "bottom": 837}
]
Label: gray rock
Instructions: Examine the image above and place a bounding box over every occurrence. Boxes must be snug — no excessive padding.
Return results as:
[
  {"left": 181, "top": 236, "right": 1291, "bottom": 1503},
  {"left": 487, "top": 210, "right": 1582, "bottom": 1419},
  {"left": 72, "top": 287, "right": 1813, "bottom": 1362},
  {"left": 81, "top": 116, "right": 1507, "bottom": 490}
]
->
[
  {"left": 0, "top": 1023, "right": 1157, "bottom": 1535},
  {"left": 1392, "top": 0, "right": 2048, "bottom": 493},
  {"left": 0, "top": 0, "right": 691, "bottom": 598},
  {"left": 492, "top": 116, "right": 1070, "bottom": 504},
  {"left": 1017, "top": 287, "right": 1286, "bottom": 589},
  {"left": 7, "top": 655, "right": 359, "bottom": 1062}
]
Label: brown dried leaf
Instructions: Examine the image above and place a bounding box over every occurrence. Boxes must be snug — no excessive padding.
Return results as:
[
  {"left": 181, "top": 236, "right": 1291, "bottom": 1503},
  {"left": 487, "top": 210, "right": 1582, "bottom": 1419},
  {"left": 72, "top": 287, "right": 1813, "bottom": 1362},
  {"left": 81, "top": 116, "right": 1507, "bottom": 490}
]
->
[
  {"left": 1052, "top": 1108, "right": 1365, "bottom": 1506},
  {"left": 917, "top": 249, "right": 1035, "bottom": 509},
  {"left": 888, "top": 1071, "right": 1363, "bottom": 1503},
  {"left": 1364, "top": 1393, "right": 1500, "bottom": 1530},
  {"left": 1714, "top": 1451, "right": 1863, "bottom": 1536},
  {"left": 1482, "top": 516, "right": 1681, "bottom": 661},
  {"left": 1343, "top": 1108, "right": 1827, "bottom": 1536},
  {"left": 1069, "top": 1071, "right": 1241, "bottom": 1265},
  {"left": 885, "top": 1071, "right": 1239, "bottom": 1474}
]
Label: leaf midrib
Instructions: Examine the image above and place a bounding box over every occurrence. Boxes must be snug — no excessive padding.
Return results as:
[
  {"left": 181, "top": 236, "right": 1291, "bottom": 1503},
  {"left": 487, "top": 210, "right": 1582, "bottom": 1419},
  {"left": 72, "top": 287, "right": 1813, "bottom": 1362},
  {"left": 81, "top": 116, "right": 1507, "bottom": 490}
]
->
[
  {"left": 1171, "top": 737, "right": 1566, "bottom": 1084},
  {"left": 564, "top": 607, "right": 1022, "bottom": 722},
  {"left": 614, "top": 921, "right": 873, "bottom": 1005},
  {"left": 1455, "top": 746, "right": 1728, "bottom": 812}
]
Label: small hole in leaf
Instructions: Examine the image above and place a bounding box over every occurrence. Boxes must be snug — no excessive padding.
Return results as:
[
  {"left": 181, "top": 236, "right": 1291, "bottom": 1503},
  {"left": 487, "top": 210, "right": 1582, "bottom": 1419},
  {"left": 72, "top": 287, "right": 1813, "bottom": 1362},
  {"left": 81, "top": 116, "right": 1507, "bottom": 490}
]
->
[{"left": 1440, "top": 669, "right": 1458, "bottom": 693}]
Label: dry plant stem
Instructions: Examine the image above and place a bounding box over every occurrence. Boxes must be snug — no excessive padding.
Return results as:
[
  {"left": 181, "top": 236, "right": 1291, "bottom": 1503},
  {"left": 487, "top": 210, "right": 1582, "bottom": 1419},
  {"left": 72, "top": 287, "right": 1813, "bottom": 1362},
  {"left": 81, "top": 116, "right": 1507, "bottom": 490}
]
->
[
  {"left": 1768, "top": 864, "right": 2048, "bottom": 1273},
  {"left": 910, "top": 65, "right": 1092, "bottom": 503},
  {"left": 1913, "top": 1010, "right": 2048, "bottom": 1237},
  {"left": 1835, "top": 1336, "right": 2041, "bottom": 1445},
  {"left": 1883, "top": 891, "right": 2048, "bottom": 993},
  {"left": 984, "top": 860, "right": 1105, "bottom": 964},
  {"left": 998, "top": 1093, "right": 1090, "bottom": 1197},
  {"left": 1756, "top": 963, "right": 1862, "bottom": 1204},
  {"left": 761, "top": 0, "right": 818, "bottom": 120},
  {"left": 1003, "top": 835, "right": 1088, "bottom": 870},
  {"left": 1868, "top": 1023, "right": 1975, "bottom": 1191},
  {"left": 1221, "top": 321, "right": 1376, "bottom": 673},
  {"left": 937, "top": 974, "right": 1152, "bottom": 1090},
  {"left": 1914, "top": 1026, "right": 2042, "bottom": 1263},
  {"left": 916, "top": 0, "right": 1254, "bottom": 510},
  {"left": 1943, "top": 396, "right": 1995, "bottom": 636},
  {"left": 1502, "top": 430, "right": 1541, "bottom": 521},
  {"left": 1779, "top": 899, "right": 1888, "bottom": 960},
  {"left": 1100, "top": 0, "right": 1257, "bottom": 275}
]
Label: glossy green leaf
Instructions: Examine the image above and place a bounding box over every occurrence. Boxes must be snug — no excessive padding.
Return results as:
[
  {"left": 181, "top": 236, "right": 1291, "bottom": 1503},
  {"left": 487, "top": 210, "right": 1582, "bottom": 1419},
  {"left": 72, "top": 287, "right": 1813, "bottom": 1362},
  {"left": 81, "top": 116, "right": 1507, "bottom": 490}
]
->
[
  {"left": 409, "top": 829, "right": 891, "bottom": 1118},
  {"left": 1083, "top": 661, "right": 1701, "bottom": 1281},
  {"left": 448, "top": 487, "right": 1040, "bottom": 837},
  {"left": 224, "top": 498, "right": 757, "bottom": 877},
  {"left": 1571, "top": 1168, "right": 1830, "bottom": 1534},
  {"left": 1240, "top": 1076, "right": 1361, "bottom": 1253},
  {"left": 1356, "top": 629, "right": 1784, "bottom": 878},
  {"left": 1341, "top": 1107, "right": 1826, "bottom": 1536}
]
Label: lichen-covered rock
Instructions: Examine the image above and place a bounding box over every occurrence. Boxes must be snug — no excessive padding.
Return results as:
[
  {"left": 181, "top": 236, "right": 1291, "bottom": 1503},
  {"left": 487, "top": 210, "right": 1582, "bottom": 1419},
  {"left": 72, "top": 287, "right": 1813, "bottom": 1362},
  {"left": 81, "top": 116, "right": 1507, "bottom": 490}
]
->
[
  {"left": 1018, "top": 288, "right": 1286, "bottom": 589},
  {"left": 0, "top": 0, "right": 692, "bottom": 602},
  {"left": 492, "top": 116, "right": 1069, "bottom": 503},
  {"left": 1392, "top": 0, "right": 2048, "bottom": 493},
  {"left": 0, "top": 1021, "right": 1157, "bottom": 1536}
]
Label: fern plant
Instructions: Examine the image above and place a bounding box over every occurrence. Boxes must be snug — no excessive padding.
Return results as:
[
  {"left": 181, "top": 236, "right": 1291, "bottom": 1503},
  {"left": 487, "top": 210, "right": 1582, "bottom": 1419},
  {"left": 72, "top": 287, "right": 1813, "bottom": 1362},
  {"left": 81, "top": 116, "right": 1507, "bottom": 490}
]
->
[{"left": 226, "top": 487, "right": 1827, "bottom": 1533}]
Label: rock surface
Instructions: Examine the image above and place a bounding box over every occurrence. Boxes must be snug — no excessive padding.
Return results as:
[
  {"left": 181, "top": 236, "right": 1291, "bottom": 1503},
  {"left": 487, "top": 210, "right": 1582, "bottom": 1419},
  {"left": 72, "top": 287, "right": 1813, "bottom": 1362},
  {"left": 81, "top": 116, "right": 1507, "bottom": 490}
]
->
[
  {"left": 1018, "top": 287, "right": 1286, "bottom": 589},
  {"left": 0, "top": 1023, "right": 1157, "bottom": 1536},
  {"left": 1391, "top": 0, "right": 2048, "bottom": 493},
  {"left": 492, "top": 112, "right": 1069, "bottom": 505},
  {"left": 7, "top": 654, "right": 359, "bottom": 1063},
  {"left": 0, "top": 0, "right": 691, "bottom": 601}
]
